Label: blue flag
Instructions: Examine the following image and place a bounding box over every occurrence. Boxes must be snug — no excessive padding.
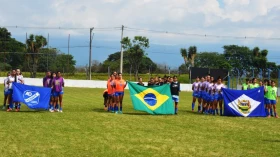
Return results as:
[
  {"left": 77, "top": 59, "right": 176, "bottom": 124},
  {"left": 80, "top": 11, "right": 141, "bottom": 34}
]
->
[
  {"left": 12, "top": 83, "right": 51, "bottom": 109},
  {"left": 222, "top": 87, "right": 266, "bottom": 117}
]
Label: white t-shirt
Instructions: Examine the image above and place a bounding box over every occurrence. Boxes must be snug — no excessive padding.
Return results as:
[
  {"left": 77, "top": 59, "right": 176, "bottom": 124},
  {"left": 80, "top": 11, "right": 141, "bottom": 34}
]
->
[
  {"left": 4, "top": 77, "right": 9, "bottom": 92},
  {"left": 192, "top": 82, "right": 199, "bottom": 92},
  {"left": 214, "top": 83, "right": 225, "bottom": 95},
  {"left": 8, "top": 76, "right": 15, "bottom": 89},
  {"left": 16, "top": 75, "right": 24, "bottom": 84},
  {"left": 207, "top": 83, "right": 214, "bottom": 94}
]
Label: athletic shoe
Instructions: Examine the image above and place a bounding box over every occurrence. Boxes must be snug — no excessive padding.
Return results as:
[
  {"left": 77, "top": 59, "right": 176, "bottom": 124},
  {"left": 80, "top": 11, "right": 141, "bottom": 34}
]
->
[
  {"left": 111, "top": 111, "right": 115, "bottom": 113},
  {"left": 6, "top": 108, "right": 12, "bottom": 112},
  {"left": 2, "top": 106, "right": 6, "bottom": 110},
  {"left": 59, "top": 110, "right": 63, "bottom": 113},
  {"left": 267, "top": 115, "right": 271, "bottom": 118},
  {"left": 119, "top": 111, "right": 123, "bottom": 114},
  {"left": 275, "top": 115, "right": 279, "bottom": 118},
  {"left": 16, "top": 109, "right": 20, "bottom": 112},
  {"left": 49, "top": 109, "right": 54, "bottom": 113},
  {"left": 115, "top": 111, "right": 118, "bottom": 114}
]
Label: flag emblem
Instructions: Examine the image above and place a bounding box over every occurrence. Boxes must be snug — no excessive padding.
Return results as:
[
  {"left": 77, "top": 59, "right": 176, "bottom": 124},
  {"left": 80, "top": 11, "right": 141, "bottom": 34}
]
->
[
  {"left": 237, "top": 99, "right": 251, "bottom": 114},
  {"left": 135, "top": 88, "right": 169, "bottom": 111},
  {"left": 23, "top": 90, "right": 40, "bottom": 106},
  {"left": 228, "top": 94, "right": 261, "bottom": 117}
]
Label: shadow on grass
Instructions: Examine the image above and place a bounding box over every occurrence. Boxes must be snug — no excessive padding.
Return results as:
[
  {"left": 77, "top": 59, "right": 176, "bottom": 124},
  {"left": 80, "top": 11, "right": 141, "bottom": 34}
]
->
[
  {"left": 92, "top": 108, "right": 107, "bottom": 113},
  {"left": 123, "top": 112, "right": 151, "bottom": 116},
  {"left": 262, "top": 139, "right": 280, "bottom": 143},
  {"left": 0, "top": 109, "right": 48, "bottom": 113}
]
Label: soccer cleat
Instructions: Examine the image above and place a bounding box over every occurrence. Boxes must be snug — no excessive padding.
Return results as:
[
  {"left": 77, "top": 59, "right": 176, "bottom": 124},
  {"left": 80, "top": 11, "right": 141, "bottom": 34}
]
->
[{"left": 115, "top": 111, "right": 118, "bottom": 114}]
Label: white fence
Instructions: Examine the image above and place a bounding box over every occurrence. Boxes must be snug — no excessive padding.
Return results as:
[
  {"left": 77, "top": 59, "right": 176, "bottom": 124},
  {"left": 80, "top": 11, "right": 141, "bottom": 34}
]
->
[{"left": 0, "top": 77, "right": 193, "bottom": 91}]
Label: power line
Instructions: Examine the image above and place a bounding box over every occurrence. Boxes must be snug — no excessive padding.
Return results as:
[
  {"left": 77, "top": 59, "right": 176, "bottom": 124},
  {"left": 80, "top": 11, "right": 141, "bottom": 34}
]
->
[
  {"left": 125, "top": 27, "right": 280, "bottom": 41},
  {"left": 0, "top": 25, "right": 121, "bottom": 31}
]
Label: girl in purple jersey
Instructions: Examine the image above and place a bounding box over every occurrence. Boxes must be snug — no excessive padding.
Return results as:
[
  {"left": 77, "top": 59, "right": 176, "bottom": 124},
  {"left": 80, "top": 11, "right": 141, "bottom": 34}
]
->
[
  {"left": 191, "top": 77, "right": 200, "bottom": 112},
  {"left": 52, "top": 71, "right": 65, "bottom": 112}
]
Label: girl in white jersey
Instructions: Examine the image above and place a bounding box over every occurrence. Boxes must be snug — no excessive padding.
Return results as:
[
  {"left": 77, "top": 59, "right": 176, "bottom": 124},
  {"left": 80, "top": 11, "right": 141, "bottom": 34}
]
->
[
  {"left": 14, "top": 69, "right": 24, "bottom": 111},
  {"left": 6, "top": 70, "right": 16, "bottom": 112},
  {"left": 213, "top": 77, "right": 225, "bottom": 116},
  {"left": 206, "top": 77, "right": 214, "bottom": 114},
  {"left": 197, "top": 77, "right": 205, "bottom": 112},
  {"left": 3, "top": 72, "right": 11, "bottom": 110},
  {"left": 191, "top": 77, "right": 200, "bottom": 112}
]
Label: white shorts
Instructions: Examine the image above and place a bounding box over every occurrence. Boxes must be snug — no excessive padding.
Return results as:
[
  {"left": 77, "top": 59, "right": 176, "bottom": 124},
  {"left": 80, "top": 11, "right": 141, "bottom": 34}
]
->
[{"left": 172, "top": 95, "right": 179, "bottom": 103}]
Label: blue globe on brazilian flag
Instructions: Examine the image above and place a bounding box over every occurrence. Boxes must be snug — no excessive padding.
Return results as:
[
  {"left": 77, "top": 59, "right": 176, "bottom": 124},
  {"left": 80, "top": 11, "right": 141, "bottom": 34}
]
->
[{"left": 128, "top": 82, "right": 174, "bottom": 115}]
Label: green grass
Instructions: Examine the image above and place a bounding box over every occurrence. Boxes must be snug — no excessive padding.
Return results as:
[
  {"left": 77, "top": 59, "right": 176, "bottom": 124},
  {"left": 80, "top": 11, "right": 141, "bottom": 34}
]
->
[{"left": 0, "top": 86, "right": 280, "bottom": 157}]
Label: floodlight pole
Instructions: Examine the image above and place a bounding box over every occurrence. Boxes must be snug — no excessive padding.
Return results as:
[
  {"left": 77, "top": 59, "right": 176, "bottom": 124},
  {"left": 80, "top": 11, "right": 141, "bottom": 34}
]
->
[
  {"left": 89, "top": 27, "right": 94, "bottom": 80},
  {"left": 120, "top": 25, "right": 124, "bottom": 73}
]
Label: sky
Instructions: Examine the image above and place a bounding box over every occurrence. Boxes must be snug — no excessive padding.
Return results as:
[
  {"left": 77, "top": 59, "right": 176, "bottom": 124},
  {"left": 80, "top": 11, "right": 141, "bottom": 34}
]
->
[{"left": 0, "top": 0, "right": 280, "bottom": 68}]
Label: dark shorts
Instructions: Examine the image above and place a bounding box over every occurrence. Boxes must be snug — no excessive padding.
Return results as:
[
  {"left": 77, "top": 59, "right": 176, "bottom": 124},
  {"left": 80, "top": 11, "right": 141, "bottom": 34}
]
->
[
  {"left": 115, "top": 92, "right": 124, "bottom": 97},
  {"left": 53, "top": 91, "right": 63, "bottom": 97},
  {"left": 103, "top": 92, "right": 108, "bottom": 99},
  {"left": 192, "top": 91, "right": 199, "bottom": 98},
  {"left": 4, "top": 89, "right": 10, "bottom": 96},
  {"left": 269, "top": 99, "right": 277, "bottom": 105}
]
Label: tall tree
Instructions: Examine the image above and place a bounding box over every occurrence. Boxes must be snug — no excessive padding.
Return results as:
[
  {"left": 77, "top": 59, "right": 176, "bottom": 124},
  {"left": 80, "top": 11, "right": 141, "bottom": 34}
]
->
[
  {"left": 194, "top": 52, "right": 231, "bottom": 69},
  {"left": 26, "top": 34, "right": 47, "bottom": 78},
  {"left": 100, "top": 51, "right": 156, "bottom": 74},
  {"left": 188, "top": 46, "right": 197, "bottom": 67},
  {"left": 121, "top": 36, "right": 149, "bottom": 79},
  {"left": 0, "top": 27, "right": 25, "bottom": 70},
  {"left": 223, "top": 45, "right": 252, "bottom": 77},
  {"left": 180, "top": 48, "right": 189, "bottom": 66},
  {"left": 180, "top": 46, "right": 197, "bottom": 67}
]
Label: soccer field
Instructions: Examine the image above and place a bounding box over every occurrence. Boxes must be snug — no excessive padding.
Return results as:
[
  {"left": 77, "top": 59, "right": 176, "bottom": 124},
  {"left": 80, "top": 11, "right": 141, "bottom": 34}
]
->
[{"left": 0, "top": 86, "right": 279, "bottom": 157}]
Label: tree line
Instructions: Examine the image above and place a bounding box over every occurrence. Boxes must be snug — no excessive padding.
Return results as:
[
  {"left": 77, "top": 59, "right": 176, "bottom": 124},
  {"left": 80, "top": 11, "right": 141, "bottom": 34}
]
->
[{"left": 0, "top": 27, "right": 76, "bottom": 78}]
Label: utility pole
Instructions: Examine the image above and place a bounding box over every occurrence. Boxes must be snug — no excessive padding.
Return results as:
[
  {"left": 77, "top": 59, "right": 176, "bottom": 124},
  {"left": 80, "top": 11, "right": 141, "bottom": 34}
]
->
[
  {"left": 47, "top": 33, "right": 49, "bottom": 70},
  {"left": 68, "top": 34, "right": 70, "bottom": 74},
  {"left": 120, "top": 25, "right": 124, "bottom": 73},
  {"left": 89, "top": 27, "right": 94, "bottom": 80}
]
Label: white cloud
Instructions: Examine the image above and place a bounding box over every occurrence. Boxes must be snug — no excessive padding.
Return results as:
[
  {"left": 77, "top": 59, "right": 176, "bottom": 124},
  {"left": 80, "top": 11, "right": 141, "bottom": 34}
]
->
[{"left": 0, "top": 0, "right": 279, "bottom": 45}]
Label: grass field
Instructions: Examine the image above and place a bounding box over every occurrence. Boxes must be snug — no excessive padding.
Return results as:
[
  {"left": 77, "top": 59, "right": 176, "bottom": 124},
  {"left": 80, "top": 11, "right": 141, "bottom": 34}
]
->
[{"left": 0, "top": 86, "right": 280, "bottom": 157}]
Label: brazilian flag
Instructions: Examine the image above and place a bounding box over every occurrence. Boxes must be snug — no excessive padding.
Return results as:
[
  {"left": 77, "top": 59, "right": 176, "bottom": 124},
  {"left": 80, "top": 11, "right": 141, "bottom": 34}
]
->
[{"left": 128, "top": 82, "right": 174, "bottom": 115}]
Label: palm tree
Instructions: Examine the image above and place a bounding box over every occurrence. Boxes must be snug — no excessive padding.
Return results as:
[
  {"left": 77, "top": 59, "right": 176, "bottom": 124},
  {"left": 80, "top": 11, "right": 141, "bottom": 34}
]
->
[
  {"left": 188, "top": 46, "right": 197, "bottom": 67},
  {"left": 26, "top": 34, "right": 47, "bottom": 78},
  {"left": 180, "top": 48, "right": 188, "bottom": 66},
  {"left": 252, "top": 47, "right": 260, "bottom": 57},
  {"left": 261, "top": 49, "right": 268, "bottom": 58}
]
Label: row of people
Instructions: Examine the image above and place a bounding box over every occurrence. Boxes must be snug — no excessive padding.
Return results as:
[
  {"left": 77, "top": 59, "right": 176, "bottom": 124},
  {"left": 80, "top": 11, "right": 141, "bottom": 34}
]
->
[
  {"left": 192, "top": 75, "right": 225, "bottom": 115},
  {"left": 42, "top": 71, "right": 65, "bottom": 112},
  {"left": 242, "top": 78, "right": 278, "bottom": 118},
  {"left": 104, "top": 74, "right": 181, "bottom": 114},
  {"left": 3, "top": 69, "right": 24, "bottom": 111}
]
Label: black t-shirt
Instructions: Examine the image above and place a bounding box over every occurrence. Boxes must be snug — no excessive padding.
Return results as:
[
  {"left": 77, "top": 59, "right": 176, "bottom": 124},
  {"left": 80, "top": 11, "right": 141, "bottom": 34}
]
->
[
  {"left": 137, "top": 82, "right": 144, "bottom": 86},
  {"left": 148, "top": 82, "right": 155, "bottom": 86},
  {"left": 156, "top": 82, "right": 164, "bottom": 86},
  {"left": 170, "top": 82, "right": 180, "bottom": 96}
]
